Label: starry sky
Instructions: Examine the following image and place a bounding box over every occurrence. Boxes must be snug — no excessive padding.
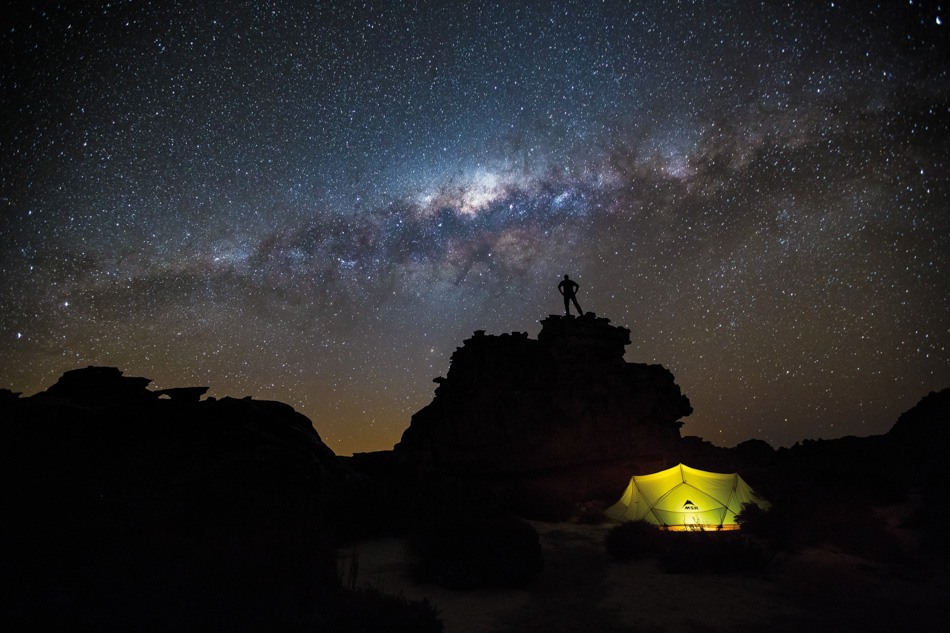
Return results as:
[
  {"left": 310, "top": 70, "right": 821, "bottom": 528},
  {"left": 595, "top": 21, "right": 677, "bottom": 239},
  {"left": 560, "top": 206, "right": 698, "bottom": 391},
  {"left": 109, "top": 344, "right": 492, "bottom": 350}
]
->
[{"left": 1, "top": 1, "right": 947, "bottom": 455}]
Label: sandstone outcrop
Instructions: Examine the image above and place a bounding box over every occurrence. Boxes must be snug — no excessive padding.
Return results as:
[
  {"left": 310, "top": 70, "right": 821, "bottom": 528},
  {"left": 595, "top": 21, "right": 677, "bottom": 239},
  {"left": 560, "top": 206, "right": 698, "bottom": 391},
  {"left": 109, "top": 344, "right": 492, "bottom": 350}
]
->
[
  {"left": 1, "top": 366, "right": 350, "bottom": 629},
  {"left": 394, "top": 313, "right": 693, "bottom": 516}
]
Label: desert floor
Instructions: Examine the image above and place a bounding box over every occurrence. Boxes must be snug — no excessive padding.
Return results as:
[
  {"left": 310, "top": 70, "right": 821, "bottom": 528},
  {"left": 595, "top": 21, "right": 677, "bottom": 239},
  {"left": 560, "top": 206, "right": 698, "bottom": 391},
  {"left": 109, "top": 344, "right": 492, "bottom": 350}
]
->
[{"left": 348, "top": 521, "right": 948, "bottom": 633}]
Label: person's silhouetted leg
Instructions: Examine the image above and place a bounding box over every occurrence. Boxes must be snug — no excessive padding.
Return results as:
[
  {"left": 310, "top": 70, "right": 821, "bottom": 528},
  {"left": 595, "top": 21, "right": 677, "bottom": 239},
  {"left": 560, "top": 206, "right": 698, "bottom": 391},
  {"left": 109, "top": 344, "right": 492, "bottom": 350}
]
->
[{"left": 557, "top": 274, "right": 583, "bottom": 316}]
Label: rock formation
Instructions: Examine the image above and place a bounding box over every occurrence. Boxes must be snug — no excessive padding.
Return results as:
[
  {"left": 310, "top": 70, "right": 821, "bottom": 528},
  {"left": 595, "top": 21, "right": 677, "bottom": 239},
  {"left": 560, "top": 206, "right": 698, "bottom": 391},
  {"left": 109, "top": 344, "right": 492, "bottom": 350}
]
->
[
  {"left": 1, "top": 366, "right": 353, "bottom": 630},
  {"left": 394, "top": 313, "right": 693, "bottom": 517},
  {"left": 887, "top": 387, "right": 950, "bottom": 451}
]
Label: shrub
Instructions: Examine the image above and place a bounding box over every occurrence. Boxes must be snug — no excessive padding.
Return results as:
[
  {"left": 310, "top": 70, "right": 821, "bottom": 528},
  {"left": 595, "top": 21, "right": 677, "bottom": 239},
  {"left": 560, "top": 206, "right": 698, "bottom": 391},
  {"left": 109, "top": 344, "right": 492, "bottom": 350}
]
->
[
  {"left": 408, "top": 513, "right": 543, "bottom": 590},
  {"left": 317, "top": 587, "right": 443, "bottom": 633},
  {"left": 736, "top": 502, "right": 796, "bottom": 551},
  {"left": 604, "top": 520, "right": 664, "bottom": 561},
  {"left": 738, "top": 497, "right": 899, "bottom": 562},
  {"left": 805, "top": 499, "right": 898, "bottom": 560},
  {"left": 655, "top": 531, "right": 773, "bottom": 574},
  {"left": 607, "top": 520, "right": 773, "bottom": 573},
  {"left": 904, "top": 466, "right": 950, "bottom": 562}
]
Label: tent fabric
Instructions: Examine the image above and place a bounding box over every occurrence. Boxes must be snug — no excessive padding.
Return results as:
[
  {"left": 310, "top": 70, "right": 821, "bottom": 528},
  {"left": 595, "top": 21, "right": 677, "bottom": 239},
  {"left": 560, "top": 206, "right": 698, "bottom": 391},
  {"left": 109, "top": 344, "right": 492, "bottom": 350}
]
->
[{"left": 605, "top": 463, "right": 769, "bottom": 530}]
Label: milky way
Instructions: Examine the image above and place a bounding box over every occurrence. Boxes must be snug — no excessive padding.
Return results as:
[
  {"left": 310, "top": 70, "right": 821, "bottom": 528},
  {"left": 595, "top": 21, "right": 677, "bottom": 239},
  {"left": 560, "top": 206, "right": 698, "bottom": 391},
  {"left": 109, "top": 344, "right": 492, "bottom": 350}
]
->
[{"left": 1, "top": 1, "right": 947, "bottom": 454}]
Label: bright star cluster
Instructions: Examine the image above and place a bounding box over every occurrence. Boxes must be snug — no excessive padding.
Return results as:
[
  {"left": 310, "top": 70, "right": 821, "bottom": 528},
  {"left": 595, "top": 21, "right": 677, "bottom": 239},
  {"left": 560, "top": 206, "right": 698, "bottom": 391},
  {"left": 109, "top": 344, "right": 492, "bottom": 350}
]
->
[{"left": 1, "top": 1, "right": 947, "bottom": 454}]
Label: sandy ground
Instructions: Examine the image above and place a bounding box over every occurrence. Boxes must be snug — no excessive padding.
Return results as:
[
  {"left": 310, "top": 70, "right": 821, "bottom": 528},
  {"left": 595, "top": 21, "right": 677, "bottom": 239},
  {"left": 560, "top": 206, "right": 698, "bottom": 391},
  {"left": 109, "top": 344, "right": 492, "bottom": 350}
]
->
[{"left": 347, "top": 522, "right": 948, "bottom": 633}]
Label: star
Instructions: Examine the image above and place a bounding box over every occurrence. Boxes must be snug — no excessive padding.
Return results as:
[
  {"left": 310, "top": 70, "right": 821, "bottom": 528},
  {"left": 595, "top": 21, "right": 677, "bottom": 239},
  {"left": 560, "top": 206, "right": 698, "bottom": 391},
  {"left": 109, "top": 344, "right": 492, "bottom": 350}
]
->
[{"left": 0, "top": 1, "right": 946, "bottom": 454}]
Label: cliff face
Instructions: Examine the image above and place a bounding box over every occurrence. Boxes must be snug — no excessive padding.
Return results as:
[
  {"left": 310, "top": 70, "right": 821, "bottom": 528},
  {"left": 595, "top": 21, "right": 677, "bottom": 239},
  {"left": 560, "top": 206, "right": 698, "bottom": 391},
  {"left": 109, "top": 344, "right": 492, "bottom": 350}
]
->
[{"left": 394, "top": 314, "right": 692, "bottom": 515}]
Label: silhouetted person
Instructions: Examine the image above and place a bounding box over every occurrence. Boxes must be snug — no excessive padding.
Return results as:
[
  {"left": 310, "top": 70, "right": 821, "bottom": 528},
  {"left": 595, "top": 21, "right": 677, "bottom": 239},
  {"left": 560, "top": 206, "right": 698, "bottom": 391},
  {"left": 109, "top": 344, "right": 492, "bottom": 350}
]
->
[{"left": 558, "top": 274, "right": 583, "bottom": 316}]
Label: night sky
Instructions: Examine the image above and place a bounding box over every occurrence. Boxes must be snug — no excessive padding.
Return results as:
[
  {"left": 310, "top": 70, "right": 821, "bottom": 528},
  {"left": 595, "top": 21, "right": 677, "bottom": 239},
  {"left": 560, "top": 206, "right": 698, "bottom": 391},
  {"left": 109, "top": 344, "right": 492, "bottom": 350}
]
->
[{"left": 1, "top": 1, "right": 947, "bottom": 455}]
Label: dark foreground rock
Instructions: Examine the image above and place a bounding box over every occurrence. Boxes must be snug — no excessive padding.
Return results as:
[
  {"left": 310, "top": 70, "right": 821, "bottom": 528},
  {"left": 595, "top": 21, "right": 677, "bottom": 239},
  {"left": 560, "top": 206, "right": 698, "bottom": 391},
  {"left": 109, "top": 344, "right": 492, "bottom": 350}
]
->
[
  {"left": 887, "top": 387, "right": 950, "bottom": 459},
  {"left": 393, "top": 313, "right": 693, "bottom": 518},
  {"left": 0, "top": 367, "right": 364, "bottom": 631}
]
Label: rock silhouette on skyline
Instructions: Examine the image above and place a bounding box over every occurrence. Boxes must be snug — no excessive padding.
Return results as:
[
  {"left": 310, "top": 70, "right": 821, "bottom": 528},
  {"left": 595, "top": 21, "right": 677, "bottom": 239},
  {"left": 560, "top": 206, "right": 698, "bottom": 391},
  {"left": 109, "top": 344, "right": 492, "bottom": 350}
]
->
[
  {"left": 1, "top": 366, "right": 351, "bottom": 630},
  {"left": 5, "top": 359, "right": 948, "bottom": 627},
  {"left": 394, "top": 312, "right": 693, "bottom": 516}
]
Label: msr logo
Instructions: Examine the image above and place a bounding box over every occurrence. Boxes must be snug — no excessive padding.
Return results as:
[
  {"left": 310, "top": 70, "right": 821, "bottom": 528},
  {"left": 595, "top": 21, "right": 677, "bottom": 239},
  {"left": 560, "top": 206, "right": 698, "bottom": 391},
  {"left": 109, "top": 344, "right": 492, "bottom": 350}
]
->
[{"left": 683, "top": 500, "right": 699, "bottom": 510}]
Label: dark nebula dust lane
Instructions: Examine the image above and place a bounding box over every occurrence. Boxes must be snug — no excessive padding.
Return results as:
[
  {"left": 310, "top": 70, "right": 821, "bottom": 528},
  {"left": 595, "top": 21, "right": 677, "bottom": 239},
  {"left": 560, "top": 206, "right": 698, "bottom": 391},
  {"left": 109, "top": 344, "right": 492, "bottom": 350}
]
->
[{"left": 1, "top": 1, "right": 947, "bottom": 454}]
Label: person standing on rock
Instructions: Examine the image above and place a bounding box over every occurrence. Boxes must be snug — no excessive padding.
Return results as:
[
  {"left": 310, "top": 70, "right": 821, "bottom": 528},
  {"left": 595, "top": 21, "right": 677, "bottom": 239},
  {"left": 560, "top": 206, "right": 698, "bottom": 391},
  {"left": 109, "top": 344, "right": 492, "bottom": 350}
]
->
[{"left": 558, "top": 274, "right": 583, "bottom": 316}]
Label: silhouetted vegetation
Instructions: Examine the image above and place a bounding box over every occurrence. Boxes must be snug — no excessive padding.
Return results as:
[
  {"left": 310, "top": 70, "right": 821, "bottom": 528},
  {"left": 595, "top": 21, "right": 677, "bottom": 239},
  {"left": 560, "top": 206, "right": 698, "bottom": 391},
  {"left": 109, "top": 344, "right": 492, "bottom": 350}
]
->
[
  {"left": 903, "top": 465, "right": 950, "bottom": 563},
  {"left": 736, "top": 497, "right": 900, "bottom": 562},
  {"left": 316, "top": 587, "right": 443, "bottom": 633},
  {"left": 654, "top": 532, "right": 773, "bottom": 574},
  {"left": 604, "top": 520, "right": 666, "bottom": 561},
  {"left": 606, "top": 521, "right": 773, "bottom": 573},
  {"left": 408, "top": 512, "right": 544, "bottom": 590},
  {"left": 735, "top": 502, "right": 796, "bottom": 551}
]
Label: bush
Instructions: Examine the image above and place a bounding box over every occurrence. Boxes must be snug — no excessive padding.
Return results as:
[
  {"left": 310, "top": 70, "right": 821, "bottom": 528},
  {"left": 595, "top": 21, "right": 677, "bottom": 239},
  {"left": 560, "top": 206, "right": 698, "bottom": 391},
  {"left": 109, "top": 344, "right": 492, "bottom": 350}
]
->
[
  {"left": 605, "top": 520, "right": 664, "bottom": 561},
  {"left": 736, "top": 502, "right": 796, "bottom": 551},
  {"left": 737, "top": 498, "right": 899, "bottom": 562},
  {"left": 316, "top": 587, "right": 443, "bottom": 633},
  {"left": 904, "top": 466, "right": 950, "bottom": 562},
  {"left": 408, "top": 513, "right": 543, "bottom": 590},
  {"left": 655, "top": 531, "right": 773, "bottom": 574},
  {"left": 606, "top": 520, "right": 773, "bottom": 573}
]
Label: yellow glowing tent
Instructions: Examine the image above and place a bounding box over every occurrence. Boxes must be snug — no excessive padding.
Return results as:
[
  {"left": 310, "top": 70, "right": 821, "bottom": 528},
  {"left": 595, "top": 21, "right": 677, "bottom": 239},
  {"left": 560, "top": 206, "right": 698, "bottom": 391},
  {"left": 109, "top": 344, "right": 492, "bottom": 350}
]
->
[{"left": 606, "top": 464, "right": 769, "bottom": 531}]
